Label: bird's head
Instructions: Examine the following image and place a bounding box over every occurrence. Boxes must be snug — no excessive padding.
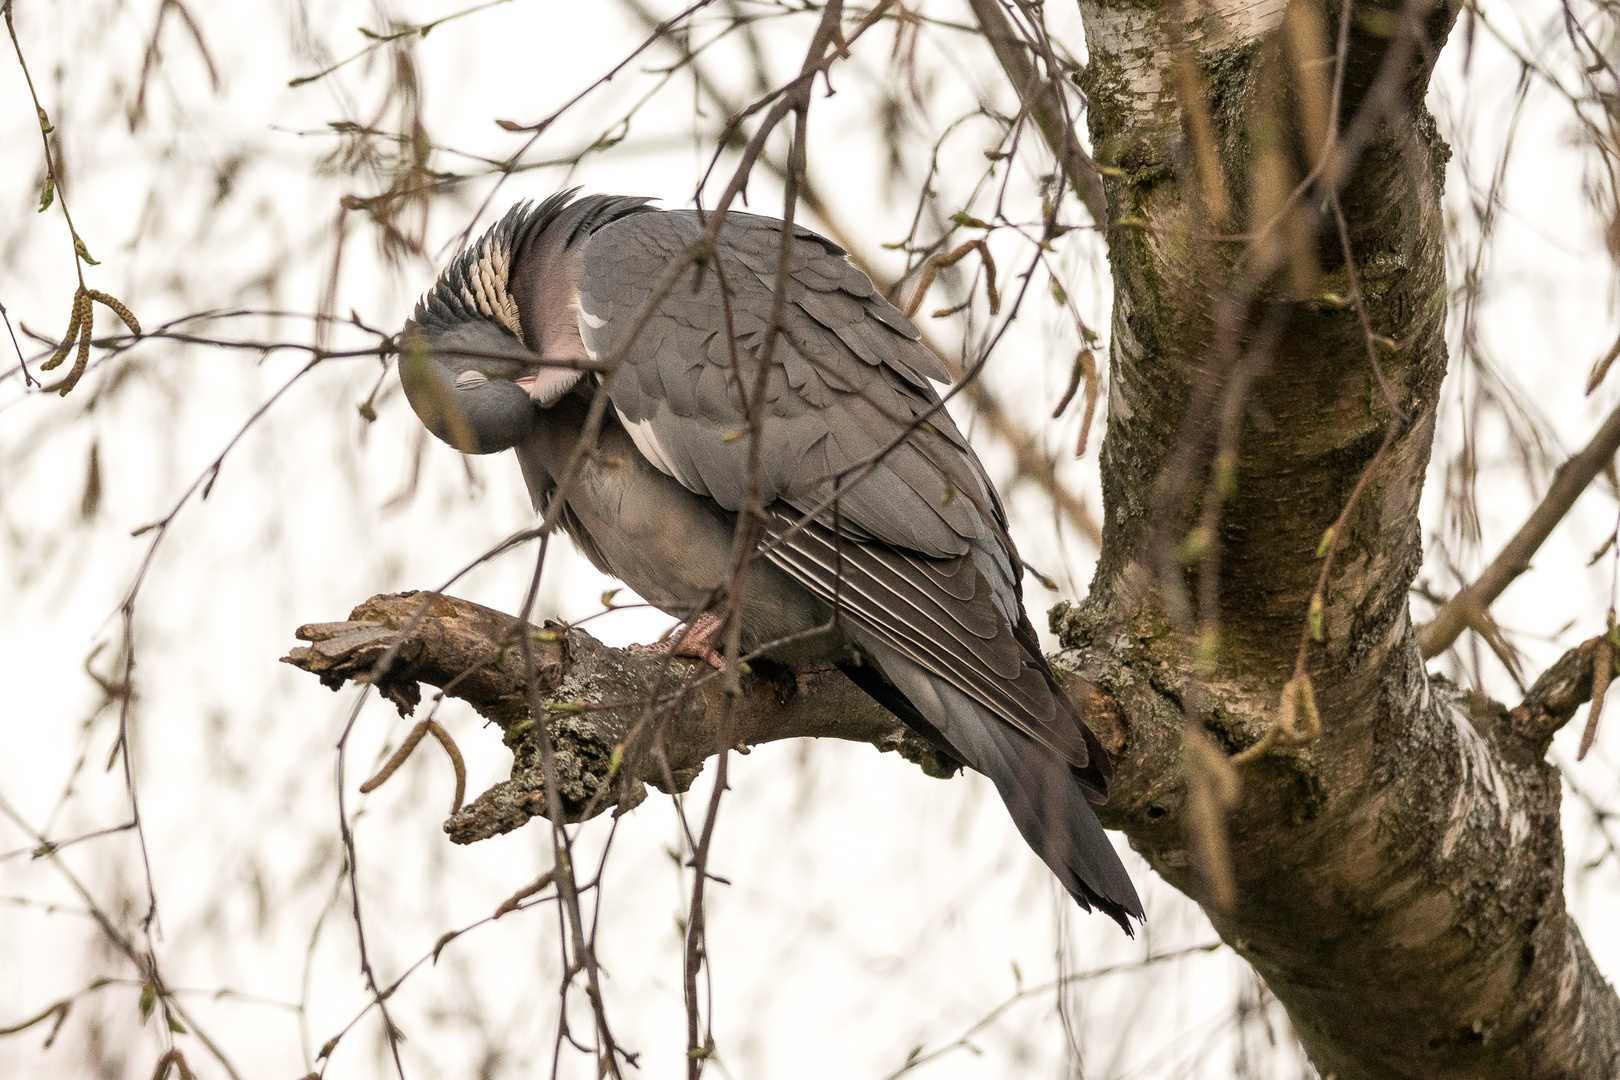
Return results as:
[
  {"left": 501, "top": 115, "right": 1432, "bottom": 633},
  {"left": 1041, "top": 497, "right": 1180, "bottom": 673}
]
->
[{"left": 400, "top": 199, "right": 586, "bottom": 454}]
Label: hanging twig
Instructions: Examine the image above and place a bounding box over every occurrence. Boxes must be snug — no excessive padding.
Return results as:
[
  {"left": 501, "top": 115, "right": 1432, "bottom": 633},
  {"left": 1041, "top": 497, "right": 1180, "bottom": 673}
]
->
[
  {"left": 358, "top": 719, "right": 468, "bottom": 814},
  {"left": 5, "top": 1, "right": 141, "bottom": 397}
]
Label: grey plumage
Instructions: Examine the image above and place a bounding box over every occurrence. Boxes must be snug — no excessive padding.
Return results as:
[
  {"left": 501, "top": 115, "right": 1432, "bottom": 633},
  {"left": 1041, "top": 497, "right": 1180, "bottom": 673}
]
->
[
  {"left": 398, "top": 319, "right": 540, "bottom": 454},
  {"left": 402, "top": 192, "right": 1142, "bottom": 929}
]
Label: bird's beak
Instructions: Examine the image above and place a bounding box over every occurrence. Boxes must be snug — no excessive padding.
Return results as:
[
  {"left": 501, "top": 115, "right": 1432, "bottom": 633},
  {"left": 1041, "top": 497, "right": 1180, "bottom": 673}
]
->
[{"left": 517, "top": 366, "right": 585, "bottom": 407}]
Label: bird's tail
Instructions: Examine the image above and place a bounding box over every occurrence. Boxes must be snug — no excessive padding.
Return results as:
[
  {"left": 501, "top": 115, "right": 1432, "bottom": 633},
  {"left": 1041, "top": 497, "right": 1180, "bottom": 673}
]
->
[{"left": 846, "top": 637, "right": 1143, "bottom": 932}]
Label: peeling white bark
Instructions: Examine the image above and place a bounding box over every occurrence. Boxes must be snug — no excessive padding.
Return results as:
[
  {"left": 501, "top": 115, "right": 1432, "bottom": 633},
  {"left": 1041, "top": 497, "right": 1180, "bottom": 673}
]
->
[
  {"left": 1082, "top": 0, "right": 1288, "bottom": 117},
  {"left": 1442, "top": 696, "right": 1525, "bottom": 856}
]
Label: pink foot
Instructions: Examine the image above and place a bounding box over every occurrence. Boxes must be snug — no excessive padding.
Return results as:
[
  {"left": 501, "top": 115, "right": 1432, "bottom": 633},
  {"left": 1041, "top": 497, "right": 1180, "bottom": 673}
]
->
[{"left": 630, "top": 612, "right": 725, "bottom": 669}]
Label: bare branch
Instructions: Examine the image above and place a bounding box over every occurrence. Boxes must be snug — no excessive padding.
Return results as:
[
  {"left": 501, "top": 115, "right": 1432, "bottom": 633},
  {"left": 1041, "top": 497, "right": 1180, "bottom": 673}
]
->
[
  {"left": 1419, "top": 399, "right": 1620, "bottom": 658},
  {"left": 1508, "top": 633, "right": 1615, "bottom": 749},
  {"left": 283, "top": 592, "right": 972, "bottom": 838},
  {"left": 965, "top": 0, "right": 1108, "bottom": 228}
]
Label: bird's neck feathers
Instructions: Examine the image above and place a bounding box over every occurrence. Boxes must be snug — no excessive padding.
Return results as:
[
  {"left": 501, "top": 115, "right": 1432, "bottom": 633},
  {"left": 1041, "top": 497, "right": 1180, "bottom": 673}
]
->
[
  {"left": 415, "top": 192, "right": 655, "bottom": 357},
  {"left": 415, "top": 200, "right": 548, "bottom": 348},
  {"left": 457, "top": 234, "right": 524, "bottom": 342}
]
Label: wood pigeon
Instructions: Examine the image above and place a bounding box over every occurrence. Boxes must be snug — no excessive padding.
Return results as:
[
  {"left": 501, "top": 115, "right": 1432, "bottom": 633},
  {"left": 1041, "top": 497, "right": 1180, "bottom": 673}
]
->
[{"left": 399, "top": 191, "right": 1142, "bottom": 929}]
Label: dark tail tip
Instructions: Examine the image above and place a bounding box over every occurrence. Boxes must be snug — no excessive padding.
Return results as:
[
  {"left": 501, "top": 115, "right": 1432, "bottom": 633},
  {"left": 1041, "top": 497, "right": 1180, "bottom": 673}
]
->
[{"left": 983, "top": 723, "right": 1143, "bottom": 933}]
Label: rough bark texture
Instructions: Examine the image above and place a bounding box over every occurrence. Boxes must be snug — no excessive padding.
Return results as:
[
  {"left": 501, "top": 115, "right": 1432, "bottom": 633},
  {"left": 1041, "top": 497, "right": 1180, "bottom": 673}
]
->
[
  {"left": 284, "top": 592, "right": 955, "bottom": 842},
  {"left": 284, "top": 0, "right": 1620, "bottom": 1073},
  {"left": 1066, "top": 0, "right": 1620, "bottom": 1073}
]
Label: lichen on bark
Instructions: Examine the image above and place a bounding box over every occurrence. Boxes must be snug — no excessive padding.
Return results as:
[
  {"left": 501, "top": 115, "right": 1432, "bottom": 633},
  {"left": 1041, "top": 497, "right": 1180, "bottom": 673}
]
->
[{"left": 1067, "top": 0, "right": 1620, "bottom": 1072}]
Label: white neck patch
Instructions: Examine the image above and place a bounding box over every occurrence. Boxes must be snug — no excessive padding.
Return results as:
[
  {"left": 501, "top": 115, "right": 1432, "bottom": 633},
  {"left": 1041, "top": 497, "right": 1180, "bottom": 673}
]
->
[{"left": 458, "top": 235, "right": 526, "bottom": 345}]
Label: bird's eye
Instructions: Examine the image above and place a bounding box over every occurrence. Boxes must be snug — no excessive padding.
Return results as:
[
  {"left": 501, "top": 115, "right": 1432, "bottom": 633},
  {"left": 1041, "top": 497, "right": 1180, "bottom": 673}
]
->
[{"left": 455, "top": 370, "right": 490, "bottom": 389}]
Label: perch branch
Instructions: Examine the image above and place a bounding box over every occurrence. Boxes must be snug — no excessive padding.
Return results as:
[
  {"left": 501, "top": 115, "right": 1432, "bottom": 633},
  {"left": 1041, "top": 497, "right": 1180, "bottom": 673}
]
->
[{"left": 283, "top": 592, "right": 980, "bottom": 843}]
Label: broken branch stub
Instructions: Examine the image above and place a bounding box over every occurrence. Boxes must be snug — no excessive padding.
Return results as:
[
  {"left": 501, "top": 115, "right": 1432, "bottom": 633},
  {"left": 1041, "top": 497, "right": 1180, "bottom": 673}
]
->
[{"left": 1507, "top": 633, "right": 1615, "bottom": 750}]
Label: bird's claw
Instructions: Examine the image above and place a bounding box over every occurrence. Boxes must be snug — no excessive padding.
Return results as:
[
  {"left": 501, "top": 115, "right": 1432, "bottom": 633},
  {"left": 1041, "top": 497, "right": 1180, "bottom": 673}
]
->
[{"left": 630, "top": 612, "right": 725, "bottom": 669}]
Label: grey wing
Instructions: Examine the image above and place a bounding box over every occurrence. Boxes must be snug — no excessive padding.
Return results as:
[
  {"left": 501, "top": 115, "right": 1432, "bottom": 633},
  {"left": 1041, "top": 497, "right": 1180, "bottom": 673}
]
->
[
  {"left": 759, "top": 508, "right": 1100, "bottom": 777},
  {"left": 575, "top": 209, "right": 996, "bottom": 558},
  {"left": 574, "top": 208, "right": 1093, "bottom": 769}
]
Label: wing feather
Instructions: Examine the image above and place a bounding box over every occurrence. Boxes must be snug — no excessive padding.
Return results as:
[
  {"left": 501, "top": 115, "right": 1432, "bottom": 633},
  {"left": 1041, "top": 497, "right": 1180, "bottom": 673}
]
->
[
  {"left": 574, "top": 204, "right": 1097, "bottom": 772},
  {"left": 579, "top": 211, "right": 993, "bottom": 557},
  {"left": 760, "top": 510, "right": 1091, "bottom": 769}
]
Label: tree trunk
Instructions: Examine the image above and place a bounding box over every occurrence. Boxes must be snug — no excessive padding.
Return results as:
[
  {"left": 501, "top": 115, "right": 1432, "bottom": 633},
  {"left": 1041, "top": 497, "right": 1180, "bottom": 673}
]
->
[{"left": 1065, "top": 0, "right": 1620, "bottom": 1073}]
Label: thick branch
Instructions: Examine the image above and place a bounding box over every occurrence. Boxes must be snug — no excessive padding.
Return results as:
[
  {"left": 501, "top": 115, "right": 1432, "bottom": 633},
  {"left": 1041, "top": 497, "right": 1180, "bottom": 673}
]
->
[
  {"left": 283, "top": 592, "right": 957, "bottom": 842},
  {"left": 1418, "top": 399, "right": 1620, "bottom": 658}
]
